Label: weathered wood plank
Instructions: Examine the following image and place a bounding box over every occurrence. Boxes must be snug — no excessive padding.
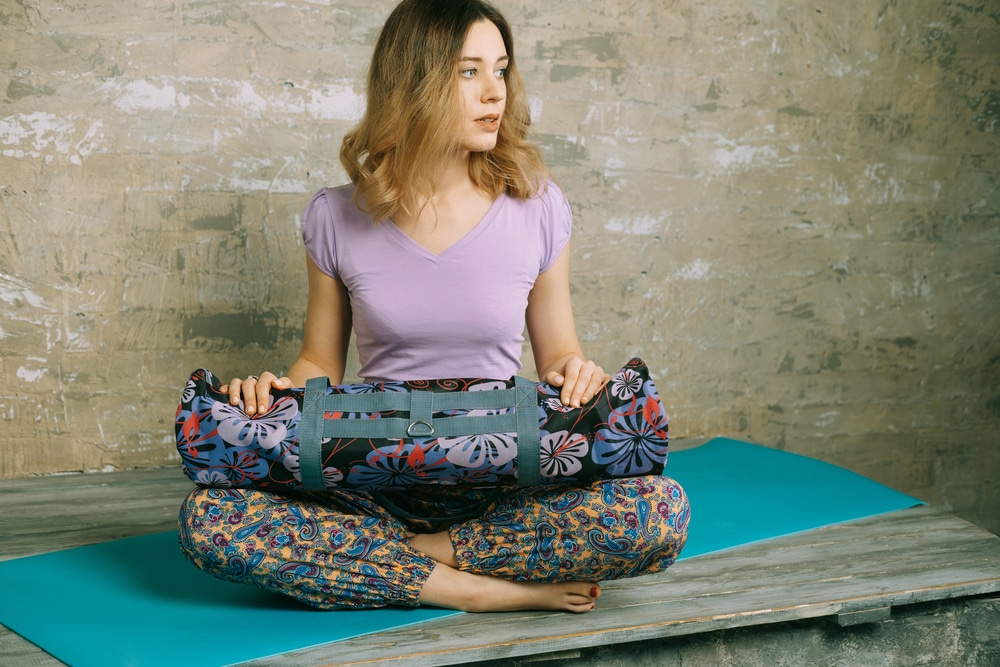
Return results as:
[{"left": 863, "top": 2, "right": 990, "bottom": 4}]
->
[
  {"left": 0, "top": 631, "right": 62, "bottom": 667},
  {"left": 238, "top": 507, "right": 1000, "bottom": 667},
  {"left": 836, "top": 606, "right": 891, "bottom": 626},
  {"left": 0, "top": 467, "right": 194, "bottom": 561}
]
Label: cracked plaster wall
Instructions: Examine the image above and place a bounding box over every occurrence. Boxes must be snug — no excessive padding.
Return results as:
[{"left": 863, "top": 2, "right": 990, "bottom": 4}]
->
[{"left": 1, "top": 0, "right": 998, "bottom": 533}]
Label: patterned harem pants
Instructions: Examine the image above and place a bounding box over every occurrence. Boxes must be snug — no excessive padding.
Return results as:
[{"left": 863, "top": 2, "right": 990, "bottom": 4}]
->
[{"left": 178, "top": 475, "right": 690, "bottom": 609}]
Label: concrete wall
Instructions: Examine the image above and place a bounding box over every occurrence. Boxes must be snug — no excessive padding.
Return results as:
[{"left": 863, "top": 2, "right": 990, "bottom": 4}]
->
[{"left": 1, "top": 1, "right": 997, "bottom": 533}]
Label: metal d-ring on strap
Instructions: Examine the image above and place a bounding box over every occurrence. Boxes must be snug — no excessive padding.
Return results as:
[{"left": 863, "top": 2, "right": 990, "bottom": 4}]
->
[{"left": 298, "top": 376, "right": 540, "bottom": 491}]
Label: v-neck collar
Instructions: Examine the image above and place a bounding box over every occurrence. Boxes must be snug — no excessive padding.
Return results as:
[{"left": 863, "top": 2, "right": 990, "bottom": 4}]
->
[{"left": 383, "top": 194, "right": 507, "bottom": 263}]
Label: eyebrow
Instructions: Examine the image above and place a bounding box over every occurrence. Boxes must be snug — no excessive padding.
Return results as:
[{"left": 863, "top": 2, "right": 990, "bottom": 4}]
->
[{"left": 458, "top": 55, "right": 509, "bottom": 63}]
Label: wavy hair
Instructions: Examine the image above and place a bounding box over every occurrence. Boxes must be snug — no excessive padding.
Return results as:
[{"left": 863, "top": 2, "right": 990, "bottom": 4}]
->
[{"left": 340, "top": 0, "right": 548, "bottom": 221}]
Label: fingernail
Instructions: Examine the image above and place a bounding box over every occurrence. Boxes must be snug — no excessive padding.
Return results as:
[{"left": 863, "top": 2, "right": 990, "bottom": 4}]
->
[{"left": 590, "top": 586, "right": 599, "bottom": 598}]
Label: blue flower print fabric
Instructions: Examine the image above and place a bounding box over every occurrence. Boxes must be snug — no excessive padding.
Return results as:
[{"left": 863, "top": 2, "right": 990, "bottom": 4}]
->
[{"left": 175, "top": 358, "right": 669, "bottom": 491}]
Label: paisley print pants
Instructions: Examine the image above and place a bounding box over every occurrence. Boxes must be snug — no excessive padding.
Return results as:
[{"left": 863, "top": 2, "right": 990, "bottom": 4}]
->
[{"left": 178, "top": 475, "right": 689, "bottom": 610}]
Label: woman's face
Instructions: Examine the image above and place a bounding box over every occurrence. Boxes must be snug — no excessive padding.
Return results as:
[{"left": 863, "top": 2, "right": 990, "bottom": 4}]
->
[{"left": 456, "top": 20, "right": 508, "bottom": 154}]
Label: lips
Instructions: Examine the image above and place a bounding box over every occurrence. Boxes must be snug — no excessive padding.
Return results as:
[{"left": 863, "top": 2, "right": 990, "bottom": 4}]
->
[{"left": 475, "top": 114, "right": 500, "bottom": 130}]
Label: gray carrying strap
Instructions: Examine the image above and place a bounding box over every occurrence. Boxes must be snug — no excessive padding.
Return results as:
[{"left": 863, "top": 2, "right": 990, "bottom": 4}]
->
[
  {"left": 513, "top": 376, "right": 540, "bottom": 487},
  {"left": 298, "top": 377, "right": 329, "bottom": 491},
  {"left": 297, "top": 376, "right": 541, "bottom": 491}
]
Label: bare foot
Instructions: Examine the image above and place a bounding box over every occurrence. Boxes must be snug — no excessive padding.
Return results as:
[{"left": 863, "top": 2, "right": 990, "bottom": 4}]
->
[{"left": 419, "top": 562, "right": 601, "bottom": 613}]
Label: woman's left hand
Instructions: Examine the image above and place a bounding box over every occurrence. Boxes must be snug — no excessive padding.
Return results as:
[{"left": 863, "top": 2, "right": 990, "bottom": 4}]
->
[{"left": 542, "top": 357, "right": 611, "bottom": 409}]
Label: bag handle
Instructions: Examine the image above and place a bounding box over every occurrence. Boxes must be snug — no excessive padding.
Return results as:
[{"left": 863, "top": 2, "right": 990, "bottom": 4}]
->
[{"left": 298, "top": 376, "right": 540, "bottom": 491}]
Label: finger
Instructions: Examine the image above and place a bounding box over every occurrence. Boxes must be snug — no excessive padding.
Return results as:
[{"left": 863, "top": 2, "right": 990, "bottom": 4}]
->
[
  {"left": 581, "top": 368, "right": 609, "bottom": 404},
  {"left": 257, "top": 372, "right": 288, "bottom": 387},
  {"left": 255, "top": 372, "right": 277, "bottom": 415},
  {"left": 543, "top": 370, "right": 565, "bottom": 387},
  {"left": 228, "top": 378, "right": 243, "bottom": 407},
  {"left": 242, "top": 376, "right": 258, "bottom": 415},
  {"left": 560, "top": 361, "right": 584, "bottom": 407},
  {"left": 569, "top": 362, "right": 605, "bottom": 408},
  {"left": 566, "top": 375, "right": 589, "bottom": 408}
]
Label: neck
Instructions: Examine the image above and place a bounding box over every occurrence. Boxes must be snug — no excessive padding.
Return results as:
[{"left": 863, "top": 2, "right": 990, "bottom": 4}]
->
[
  {"left": 434, "top": 149, "right": 474, "bottom": 197},
  {"left": 401, "top": 149, "right": 475, "bottom": 218}
]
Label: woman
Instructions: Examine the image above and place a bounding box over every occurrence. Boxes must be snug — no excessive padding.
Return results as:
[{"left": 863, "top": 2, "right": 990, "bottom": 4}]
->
[{"left": 178, "top": 0, "right": 689, "bottom": 613}]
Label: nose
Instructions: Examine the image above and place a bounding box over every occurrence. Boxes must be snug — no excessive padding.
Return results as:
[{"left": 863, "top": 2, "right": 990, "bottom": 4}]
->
[{"left": 481, "top": 74, "right": 505, "bottom": 104}]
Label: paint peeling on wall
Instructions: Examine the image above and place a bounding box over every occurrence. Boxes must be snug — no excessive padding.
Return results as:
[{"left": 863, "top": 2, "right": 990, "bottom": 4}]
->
[
  {"left": 604, "top": 213, "right": 665, "bottom": 236},
  {"left": 112, "top": 80, "right": 189, "bottom": 113},
  {"left": 0, "top": 273, "right": 51, "bottom": 311},
  {"left": 92, "top": 75, "right": 367, "bottom": 123},
  {"left": 676, "top": 259, "right": 714, "bottom": 282},
  {"left": 0, "top": 113, "right": 105, "bottom": 163}
]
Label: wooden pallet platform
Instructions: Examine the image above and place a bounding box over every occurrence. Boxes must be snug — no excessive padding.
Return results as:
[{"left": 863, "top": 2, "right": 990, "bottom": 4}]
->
[{"left": 2, "top": 464, "right": 999, "bottom": 666}]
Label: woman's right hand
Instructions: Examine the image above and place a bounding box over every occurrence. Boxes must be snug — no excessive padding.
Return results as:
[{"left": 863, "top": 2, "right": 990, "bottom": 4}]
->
[{"left": 220, "top": 371, "right": 293, "bottom": 416}]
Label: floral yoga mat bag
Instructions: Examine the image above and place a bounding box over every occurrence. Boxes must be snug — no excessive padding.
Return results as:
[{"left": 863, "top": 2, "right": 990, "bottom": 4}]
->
[{"left": 175, "top": 357, "right": 669, "bottom": 492}]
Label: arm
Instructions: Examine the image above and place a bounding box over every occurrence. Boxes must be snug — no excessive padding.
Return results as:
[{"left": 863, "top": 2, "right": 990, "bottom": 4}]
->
[
  {"left": 228, "top": 253, "right": 353, "bottom": 415},
  {"left": 286, "top": 254, "right": 353, "bottom": 386},
  {"left": 525, "top": 242, "right": 609, "bottom": 408}
]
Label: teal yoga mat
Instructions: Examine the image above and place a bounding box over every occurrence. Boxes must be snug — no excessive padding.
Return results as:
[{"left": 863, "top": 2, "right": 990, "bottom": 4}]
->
[
  {"left": 669, "top": 438, "right": 924, "bottom": 556},
  {"left": 0, "top": 438, "right": 922, "bottom": 667}
]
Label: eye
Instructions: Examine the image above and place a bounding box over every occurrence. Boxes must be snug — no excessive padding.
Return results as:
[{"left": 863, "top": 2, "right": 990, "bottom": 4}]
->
[
  {"left": 460, "top": 67, "right": 477, "bottom": 78},
  {"left": 495, "top": 67, "right": 507, "bottom": 79}
]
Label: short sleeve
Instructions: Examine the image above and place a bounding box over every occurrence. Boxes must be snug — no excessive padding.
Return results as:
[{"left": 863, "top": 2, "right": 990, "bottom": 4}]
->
[
  {"left": 537, "top": 181, "right": 573, "bottom": 273},
  {"left": 301, "top": 188, "right": 340, "bottom": 279}
]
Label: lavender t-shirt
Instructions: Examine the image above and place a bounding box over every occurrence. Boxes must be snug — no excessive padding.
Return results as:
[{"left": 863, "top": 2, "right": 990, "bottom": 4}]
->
[{"left": 301, "top": 181, "right": 572, "bottom": 382}]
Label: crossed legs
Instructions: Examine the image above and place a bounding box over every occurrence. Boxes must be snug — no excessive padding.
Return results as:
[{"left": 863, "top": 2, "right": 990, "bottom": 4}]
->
[{"left": 178, "top": 476, "right": 688, "bottom": 612}]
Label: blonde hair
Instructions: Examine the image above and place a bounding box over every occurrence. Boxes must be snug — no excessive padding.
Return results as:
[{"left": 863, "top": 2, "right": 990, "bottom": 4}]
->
[{"left": 340, "top": 0, "right": 548, "bottom": 221}]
